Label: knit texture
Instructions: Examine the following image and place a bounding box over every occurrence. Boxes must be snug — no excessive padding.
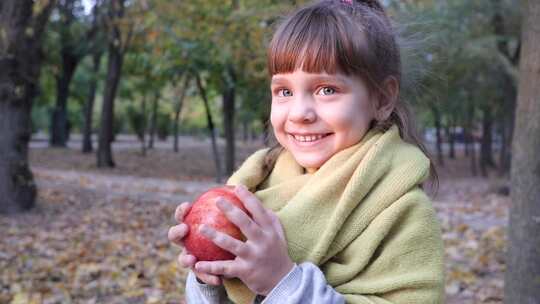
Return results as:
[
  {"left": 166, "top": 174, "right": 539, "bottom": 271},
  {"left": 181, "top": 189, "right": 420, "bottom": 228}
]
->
[{"left": 223, "top": 125, "right": 445, "bottom": 303}]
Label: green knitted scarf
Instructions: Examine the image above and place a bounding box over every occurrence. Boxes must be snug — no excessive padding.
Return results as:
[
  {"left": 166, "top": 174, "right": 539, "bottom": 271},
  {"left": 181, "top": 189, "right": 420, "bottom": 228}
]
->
[{"left": 223, "top": 126, "right": 445, "bottom": 304}]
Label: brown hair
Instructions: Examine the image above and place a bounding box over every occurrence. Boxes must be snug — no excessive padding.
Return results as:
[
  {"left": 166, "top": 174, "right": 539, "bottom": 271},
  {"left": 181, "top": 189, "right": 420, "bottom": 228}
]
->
[{"left": 264, "top": 0, "right": 438, "bottom": 189}]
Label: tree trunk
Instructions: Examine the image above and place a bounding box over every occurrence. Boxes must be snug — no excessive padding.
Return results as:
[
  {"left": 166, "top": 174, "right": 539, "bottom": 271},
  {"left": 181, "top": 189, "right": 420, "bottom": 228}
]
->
[
  {"left": 140, "top": 94, "right": 147, "bottom": 156},
  {"left": 0, "top": 94, "right": 37, "bottom": 213},
  {"left": 97, "top": 59, "right": 120, "bottom": 167},
  {"left": 195, "top": 73, "right": 222, "bottom": 183},
  {"left": 480, "top": 107, "right": 496, "bottom": 176},
  {"left": 222, "top": 66, "right": 236, "bottom": 176},
  {"left": 466, "top": 101, "right": 477, "bottom": 175},
  {"left": 82, "top": 52, "right": 102, "bottom": 153},
  {"left": 470, "top": 134, "right": 478, "bottom": 177},
  {"left": 174, "top": 75, "right": 190, "bottom": 153},
  {"left": 431, "top": 105, "right": 444, "bottom": 166},
  {"left": 0, "top": 0, "right": 55, "bottom": 213},
  {"left": 147, "top": 92, "right": 159, "bottom": 150},
  {"left": 50, "top": 51, "right": 79, "bottom": 147},
  {"left": 504, "top": 0, "right": 540, "bottom": 301},
  {"left": 464, "top": 125, "right": 470, "bottom": 157},
  {"left": 97, "top": 5, "right": 124, "bottom": 168},
  {"left": 97, "top": 46, "right": 122, "bottom": 167},
  {"left": 445, "top": 123, "right": 455, "bottom": 159}
]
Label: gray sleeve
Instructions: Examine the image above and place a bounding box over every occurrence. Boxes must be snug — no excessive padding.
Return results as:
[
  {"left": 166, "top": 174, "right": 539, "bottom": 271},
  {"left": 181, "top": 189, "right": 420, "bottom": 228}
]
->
[
  {"left": 185, "top": 271, "right": 231, "bottom": 304},
  {"left": 261, "top": 262, "right": 345, "bottom": 304}
]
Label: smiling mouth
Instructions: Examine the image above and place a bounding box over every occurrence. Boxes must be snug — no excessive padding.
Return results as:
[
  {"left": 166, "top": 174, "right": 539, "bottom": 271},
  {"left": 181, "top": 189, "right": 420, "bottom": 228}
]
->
[{"left": 290, "top": 133, "right": 332, "bottom": 143}]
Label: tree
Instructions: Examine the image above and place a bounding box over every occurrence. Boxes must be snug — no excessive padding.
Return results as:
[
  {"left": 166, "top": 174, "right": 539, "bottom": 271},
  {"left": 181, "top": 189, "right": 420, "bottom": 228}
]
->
[
  {"left": 504, "top": 0, "right": 540, "bottom": 301},
  {"left": 195, "top": 72, "right": 223, "bottom": 183},
  {"left": 96, "top": 0, "right": 133, "bottom": 167},
  {"left": 0, "top": 0, "right": 56, "bottom": 213},
  {"left": 147, "top": 91, "right": 161, "bottom": 149},
  {"left": 82, "top": 50, "right": 104, "bottom": 153},
  {"left": 82, "top": 1, "right": 107, "bottom": 153},
  {"left": 49, "top": 0, "right": 105, "bottom": 147},
  {"left": 173, "top": 74, "right": 190, "bottom": 153},
  {"left": 156, "top": 0, "right": 282, "bottom": 178},
  {"left": 49, "top": 0, "right": 83, "bottom": 147}
]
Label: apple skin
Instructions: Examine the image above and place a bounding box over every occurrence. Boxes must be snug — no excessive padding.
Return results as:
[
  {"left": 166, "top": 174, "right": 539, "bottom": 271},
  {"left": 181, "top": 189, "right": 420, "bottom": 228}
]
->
[{"left": 183, "top": 186, "right": 248, "bottom": 261}]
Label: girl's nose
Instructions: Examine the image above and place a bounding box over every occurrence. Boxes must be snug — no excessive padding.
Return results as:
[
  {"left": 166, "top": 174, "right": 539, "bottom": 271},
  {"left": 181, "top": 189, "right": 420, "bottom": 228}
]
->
[{"left": 288, "top": 97, "right": 316, "bottom": 124}]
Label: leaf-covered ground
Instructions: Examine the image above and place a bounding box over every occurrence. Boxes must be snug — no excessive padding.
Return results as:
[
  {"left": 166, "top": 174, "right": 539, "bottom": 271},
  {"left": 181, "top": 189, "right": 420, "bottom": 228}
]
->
[{"left": 0, "top": 141, "right": 509, "bottom": 303}]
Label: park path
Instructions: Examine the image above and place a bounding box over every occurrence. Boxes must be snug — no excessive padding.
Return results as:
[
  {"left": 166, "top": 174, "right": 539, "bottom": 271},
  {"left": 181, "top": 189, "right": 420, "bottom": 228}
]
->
[
  {"left": 32, "top": 166, "right": 219, "bottom": 205},
  {"left": 31, "top": 166, "right": 507, "bottom": 232}
]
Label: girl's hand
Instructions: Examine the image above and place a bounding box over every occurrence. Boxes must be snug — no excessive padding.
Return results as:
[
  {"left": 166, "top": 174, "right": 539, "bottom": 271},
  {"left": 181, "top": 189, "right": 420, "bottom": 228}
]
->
[
  {"left": 168, "top": 202, "right": 222, "bottom": 286},
  {"left": 194, "top": 185, "right": 295, "bottom": 296}
]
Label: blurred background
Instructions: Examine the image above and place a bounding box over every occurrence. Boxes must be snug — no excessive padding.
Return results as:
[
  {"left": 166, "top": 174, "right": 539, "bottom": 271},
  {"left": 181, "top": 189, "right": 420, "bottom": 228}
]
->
[{"left": 0, "top": 0, "right": 536, "bottom": 303}]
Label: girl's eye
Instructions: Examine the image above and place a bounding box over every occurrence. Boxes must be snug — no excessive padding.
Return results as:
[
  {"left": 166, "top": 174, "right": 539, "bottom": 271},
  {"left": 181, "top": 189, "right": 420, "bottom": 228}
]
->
[
  {"left": 317, "top": 86, "right": 336, "bottom": 96},
  {"left": 277, "top": 89, "right": 293, "bottom": 97}
]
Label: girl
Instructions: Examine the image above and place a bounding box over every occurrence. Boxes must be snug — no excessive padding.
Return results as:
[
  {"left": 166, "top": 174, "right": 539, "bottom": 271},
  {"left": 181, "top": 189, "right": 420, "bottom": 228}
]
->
[{"left": 168, "top": 0, "right": 445, "bottom": 303}]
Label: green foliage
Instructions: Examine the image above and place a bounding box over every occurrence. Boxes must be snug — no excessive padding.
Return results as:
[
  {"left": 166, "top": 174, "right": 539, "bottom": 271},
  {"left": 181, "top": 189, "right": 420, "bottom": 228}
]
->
[{"left": 32, "top": 0, "right": 522, "bottom": 143}]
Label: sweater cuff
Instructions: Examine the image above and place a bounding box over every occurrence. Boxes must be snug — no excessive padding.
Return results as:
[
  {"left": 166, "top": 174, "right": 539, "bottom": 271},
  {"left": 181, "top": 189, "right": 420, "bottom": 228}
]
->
[
  {"left": 187, "top": 271, "right": 227, "bottom": 300},
  {"left": 261, "top": 264, "right": 301, "bottom": 304}
]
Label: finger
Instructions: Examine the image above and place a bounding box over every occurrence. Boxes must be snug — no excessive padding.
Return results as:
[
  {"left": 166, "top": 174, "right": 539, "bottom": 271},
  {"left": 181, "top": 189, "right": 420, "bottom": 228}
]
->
[
  {"left": 195, "top": 260, "right": 237, "bottom": 278},
  {"left": 200, "top": 224, "right": 249, "bottom": 257},
  {"left": 194, "top": 271, "right": 222, "bottom": 286},
  {"left": 268, "top": 211, "right": 287, "bottom": 242},
  {"left": 179, "top": 248, "right": 196, "bottom": 268},
  {"left": 168, "top": 224, "right": 189, "bottom": 245},
  {"left": 216, "top": 199, "right": 263, "bottom": 241},
  {"left": 174, "top": 202, "right": 192, "bottom": 223},
  {"left": 234, "top": 185, "right": 272, "bottom": 226}
]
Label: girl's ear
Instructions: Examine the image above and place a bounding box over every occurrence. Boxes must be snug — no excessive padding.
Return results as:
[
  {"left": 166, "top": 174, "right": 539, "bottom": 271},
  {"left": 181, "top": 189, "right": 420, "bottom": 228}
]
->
[{"left": 375, "top": 76, "right": 399, "bottom": 121}]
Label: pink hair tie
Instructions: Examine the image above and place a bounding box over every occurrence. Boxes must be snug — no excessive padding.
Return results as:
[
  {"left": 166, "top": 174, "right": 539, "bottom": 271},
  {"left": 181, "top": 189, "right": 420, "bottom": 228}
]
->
[{"left": 340, "top": 0, "right": 353, "bottom": 4}]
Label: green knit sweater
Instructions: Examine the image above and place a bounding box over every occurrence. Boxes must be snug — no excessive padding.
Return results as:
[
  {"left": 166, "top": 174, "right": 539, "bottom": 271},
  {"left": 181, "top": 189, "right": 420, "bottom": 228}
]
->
[{"left": 223, "top": 126, "right": 445, "bottom": 303}]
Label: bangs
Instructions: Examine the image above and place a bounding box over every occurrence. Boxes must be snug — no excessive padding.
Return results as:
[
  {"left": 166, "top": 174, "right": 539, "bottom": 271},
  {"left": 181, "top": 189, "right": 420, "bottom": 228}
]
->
[{"left": 268, "top": 4, "right": 371, "bottom": 77}]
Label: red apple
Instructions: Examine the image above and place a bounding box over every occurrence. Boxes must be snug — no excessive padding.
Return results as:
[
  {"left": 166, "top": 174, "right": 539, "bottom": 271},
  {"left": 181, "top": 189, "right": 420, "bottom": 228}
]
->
[{"left": 183, "top": 186, "right": 248, "bottom": 261}]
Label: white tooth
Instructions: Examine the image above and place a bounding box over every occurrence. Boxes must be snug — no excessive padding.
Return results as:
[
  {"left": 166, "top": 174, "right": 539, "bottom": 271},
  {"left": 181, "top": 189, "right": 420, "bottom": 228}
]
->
[{"left": 293, "top": 134, "right": 325, "bottom": 142}]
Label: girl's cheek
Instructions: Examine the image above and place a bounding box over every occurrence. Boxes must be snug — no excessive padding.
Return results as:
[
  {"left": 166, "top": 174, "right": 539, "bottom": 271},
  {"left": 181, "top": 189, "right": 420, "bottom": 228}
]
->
[{"left": 270, "top": 106, "right": 286, "bottom": 128}]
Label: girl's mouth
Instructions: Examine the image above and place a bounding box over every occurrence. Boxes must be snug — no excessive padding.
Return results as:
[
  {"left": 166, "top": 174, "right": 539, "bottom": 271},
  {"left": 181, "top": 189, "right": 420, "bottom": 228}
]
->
[{"left": 289, "top": 133, "right": 332, "bottom": 144}]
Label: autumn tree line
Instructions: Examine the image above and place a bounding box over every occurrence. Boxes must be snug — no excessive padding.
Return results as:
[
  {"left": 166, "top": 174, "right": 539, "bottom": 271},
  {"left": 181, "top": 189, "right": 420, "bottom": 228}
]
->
[{"left": 0, "top": 0, "right": 523, "bottom": 207}]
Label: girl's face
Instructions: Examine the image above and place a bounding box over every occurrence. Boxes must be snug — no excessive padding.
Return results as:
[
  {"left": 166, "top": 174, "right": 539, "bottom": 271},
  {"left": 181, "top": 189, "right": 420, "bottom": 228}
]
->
[{"left": 270, "top": 69, "right": 376, "bottom": 172}]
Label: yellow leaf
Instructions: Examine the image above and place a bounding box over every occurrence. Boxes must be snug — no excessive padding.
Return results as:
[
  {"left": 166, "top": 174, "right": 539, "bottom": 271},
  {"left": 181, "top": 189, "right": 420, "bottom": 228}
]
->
[{"left": 10, "top": 293, "right": 29, "bottom": 304}]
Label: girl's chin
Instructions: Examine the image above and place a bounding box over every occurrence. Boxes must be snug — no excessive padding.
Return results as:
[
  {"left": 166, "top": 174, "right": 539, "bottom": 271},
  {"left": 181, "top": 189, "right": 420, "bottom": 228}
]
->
[{"left": 294, "top": 156, "right": 328, "bottom": 171}]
